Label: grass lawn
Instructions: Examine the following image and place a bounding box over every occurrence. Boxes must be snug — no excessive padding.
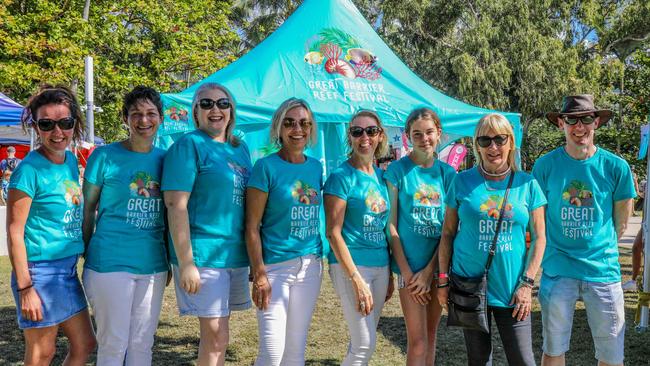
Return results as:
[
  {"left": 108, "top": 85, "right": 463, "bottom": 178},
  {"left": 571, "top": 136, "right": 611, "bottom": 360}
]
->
[{"left": 1, "top": 247, "right": 649, "bottom": 365}]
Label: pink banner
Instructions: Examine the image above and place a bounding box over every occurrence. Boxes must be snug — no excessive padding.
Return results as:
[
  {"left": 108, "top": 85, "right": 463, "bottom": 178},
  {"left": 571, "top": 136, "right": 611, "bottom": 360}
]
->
[{"left": 446, "top": 143, "right": 467, "bottom": 171}]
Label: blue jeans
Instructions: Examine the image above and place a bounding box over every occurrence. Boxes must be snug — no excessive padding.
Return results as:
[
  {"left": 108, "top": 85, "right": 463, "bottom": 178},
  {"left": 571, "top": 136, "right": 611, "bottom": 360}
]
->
[{"left": 539, "top": 273, "right": 625, "bottom": 365}]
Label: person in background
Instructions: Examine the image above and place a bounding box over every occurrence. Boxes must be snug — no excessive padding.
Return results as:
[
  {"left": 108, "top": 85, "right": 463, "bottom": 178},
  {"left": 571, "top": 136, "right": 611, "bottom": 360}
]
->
[
  {"left": 1, "top": 169, "right": 12, "bottom": 205},
  {"left": 162, "top": 82, "right": 252, "bottom": 366},
  {"left": 246, "top": 98, "right": 323, "bottom": 365},
  {"left": 82, "top": 86, "right": 168, "bottom": 366},
  {"left": 7, "top": 86, "right": 96, "bottom": 365},
  {"left": 384, "top": 107, "right": 456, "bottom": 366},
  {"left": 1, "top": 145, "right": 22, "bottom": 173},
  {"left": 324, "top": 110, "right": 394, "bottom": 366},
  {"left": 437, "top": 113, "right": 546, "bottom": 366},
  {"left": 533, "top": 95, "right": 635, "bottom": 366}
]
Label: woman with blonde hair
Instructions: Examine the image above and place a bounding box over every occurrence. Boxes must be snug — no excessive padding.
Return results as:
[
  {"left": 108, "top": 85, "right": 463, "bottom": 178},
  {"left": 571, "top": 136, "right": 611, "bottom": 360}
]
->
[
  {"left": 162, "top": 82, "right": 252, "bottom": 366},
  {"left": 437, "top": 113, "right": 546, "bottom": 365},
  {"left": 384, "top": 107, "right": 456, "bottom": 365},
  {"left": 324, "top": 110, "right": 393, "bottom": 365},
  {"left": 246, "top": 97, "right": 323, "bottom": 365}
]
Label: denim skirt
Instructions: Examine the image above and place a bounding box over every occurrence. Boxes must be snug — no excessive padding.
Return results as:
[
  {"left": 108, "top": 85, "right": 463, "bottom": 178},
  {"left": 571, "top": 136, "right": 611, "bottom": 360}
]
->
[{"left": 11, "top": 254, "right": 88, "bottom": 329}]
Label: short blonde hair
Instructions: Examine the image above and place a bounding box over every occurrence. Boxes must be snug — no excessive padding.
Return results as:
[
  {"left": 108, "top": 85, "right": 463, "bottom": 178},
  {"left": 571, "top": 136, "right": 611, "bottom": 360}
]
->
[
  {"left": 346, "top": 110, "right": 388, "bottom": 160},
  {"left": 191, "top": 83, "right": 240, "bottom": 147},
  {"left": 270, "top": 98, "right": 318, "bottom": 148},
  {"left": 473, "top": 113, "right": 517, "bottom": 171}
]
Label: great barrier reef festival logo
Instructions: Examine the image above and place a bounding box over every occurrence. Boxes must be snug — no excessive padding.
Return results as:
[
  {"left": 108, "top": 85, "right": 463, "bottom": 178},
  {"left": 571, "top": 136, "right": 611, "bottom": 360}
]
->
[{"left": 303, "top": 28, "right": 383, "bottom": 80}]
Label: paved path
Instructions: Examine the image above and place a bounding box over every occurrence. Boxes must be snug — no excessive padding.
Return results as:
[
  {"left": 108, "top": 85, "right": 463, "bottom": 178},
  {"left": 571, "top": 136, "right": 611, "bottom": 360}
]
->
[{"left": 619, "top": 215, "right": 642, "bottom": 247}]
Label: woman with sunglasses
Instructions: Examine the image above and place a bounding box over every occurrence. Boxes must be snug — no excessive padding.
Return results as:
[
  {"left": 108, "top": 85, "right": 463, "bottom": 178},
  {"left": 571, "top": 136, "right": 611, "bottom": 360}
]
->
[
  {"left": 246, "top": 98, "right": 323, "bottom": 366},
  {"left": 436, "top": 114, "right": 546, "bottom": 365},
  {"left": 384, "top": 108, "right": 456, "bottom": 365},
  {"left": 81, "top": 86, "right": 167, "bottom": 366},
  {"left": 7, "top": 86, "right": 96, "bottom": 365},
  {"left": 162, "top": 82, "right": 252, "bottom": 366},
  {"left": 324, "top": 110, "right": 393, "bottom": 365}
]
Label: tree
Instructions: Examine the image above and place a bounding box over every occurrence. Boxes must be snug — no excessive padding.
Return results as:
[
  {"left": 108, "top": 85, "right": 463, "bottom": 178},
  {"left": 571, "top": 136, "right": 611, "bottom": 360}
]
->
[{"left": 0, "top": 0, "right": 240, "bottom": 142}]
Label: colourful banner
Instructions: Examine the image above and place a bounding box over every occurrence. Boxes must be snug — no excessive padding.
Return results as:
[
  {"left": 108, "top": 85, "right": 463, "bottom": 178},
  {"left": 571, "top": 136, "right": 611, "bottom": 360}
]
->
[{"left": 446, "top": 143, "right": 467, "bottom": 171}]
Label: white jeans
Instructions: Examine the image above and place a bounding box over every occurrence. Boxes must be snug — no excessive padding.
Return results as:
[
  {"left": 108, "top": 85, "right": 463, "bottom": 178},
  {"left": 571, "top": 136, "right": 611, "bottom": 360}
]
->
[
  {"left": 329, "top": 263, "right": 389, "bottom": 366},
  {"left": 254, "top": 254, "right": 322, "bottom": 366},
  {"left": 83, "top": 269, "right": 167, "bottom": 366}
]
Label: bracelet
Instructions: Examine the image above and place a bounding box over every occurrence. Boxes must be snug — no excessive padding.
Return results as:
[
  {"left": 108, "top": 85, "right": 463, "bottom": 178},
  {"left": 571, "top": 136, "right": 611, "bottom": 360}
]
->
[
  {"left": 520, "top": 275, "right": 535, "bottom": 286},
  {"left": 518, "top": 279, "right": 534, "bottom": 289},
  {"left": 438, "top": 272, "right": 449, "bottom": 279},
  {"left": 17, "top": 284, "right": 33, "bottom": 292},
  {"left": 437, "top": 282, "right": 449, "bottom": 288}
]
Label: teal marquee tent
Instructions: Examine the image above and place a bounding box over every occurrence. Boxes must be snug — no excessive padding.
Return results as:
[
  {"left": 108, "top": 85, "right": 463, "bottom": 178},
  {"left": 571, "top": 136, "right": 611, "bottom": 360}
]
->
[{"left": 159, "top": 0, "right": 522, "bottom": 174}]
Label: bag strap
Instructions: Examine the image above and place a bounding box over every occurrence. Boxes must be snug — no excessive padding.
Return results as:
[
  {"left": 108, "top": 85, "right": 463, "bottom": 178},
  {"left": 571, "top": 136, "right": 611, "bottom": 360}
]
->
[{"left": 485, "top": 172, "right": 515, "bottom": 271}]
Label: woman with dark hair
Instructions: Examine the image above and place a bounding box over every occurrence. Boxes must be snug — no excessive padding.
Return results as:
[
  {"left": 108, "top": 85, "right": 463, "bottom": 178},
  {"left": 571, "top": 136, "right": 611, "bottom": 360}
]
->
[
  {"left": 82, "top": 86, "right": 167, "bottom": 365},
  {"left": 385, "top": 108, "right": 456, "bottom": 365},
  {"left": 246, "top": 98, "right": 323, "bottom": 365},
  {"left": 7, "top": 86, "right": 96, "bottom": 365},
  {"left": 162, "top": 82, "right": 252, "bottom": 366},
  {"left": 324, "top": 110, "right": 393, "bottom": 365}
]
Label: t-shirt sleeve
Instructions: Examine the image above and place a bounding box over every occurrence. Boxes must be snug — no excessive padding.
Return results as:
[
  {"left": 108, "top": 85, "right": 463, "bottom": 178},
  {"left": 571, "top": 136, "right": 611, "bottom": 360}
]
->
[
  {"left": 442, "top": 164, "right": 457, "bottom": 195},
  {"left": 528, "top": 176, "right": 547, "bottom": 211},
  {"left": 248, "top": 159, "right": 270, "bottom": 193},
  {"left": 613, "top": 159, "right": 636, "bottom": 201},
  {"left": 531, "top": 160, "right": 547, "bottom": 192},
  {"left": 84, "top": 148, "right": 106, "bottom": 186},
  {"left": 323, "top": 171, "right": 349, "bottom": 201},
  {"left": 445, "top": 175, "right": 461, "bottom": 209},
  {"left": 383, "top": 160, "right": 400, "bottom": 188},
  {"left": 161, "top": 138, "right": 198, "bottom": 192},
  {"left": 8, "top": 162, "right": 37, "bottom": 198}
]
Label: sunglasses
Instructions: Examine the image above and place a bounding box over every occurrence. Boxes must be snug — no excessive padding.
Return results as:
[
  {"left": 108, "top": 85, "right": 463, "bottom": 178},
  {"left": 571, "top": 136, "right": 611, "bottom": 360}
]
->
[
  {"left": 476, "top": 134, "right": 509, "bottom": 148},
  {"left": 562, "top": 115, "right": 596, "bottom": 125},
  {"left": 35, "top": 117, "right": 76, "bottom": 132},
  {"left": 198, "top": 98, "right": 231, "bottom": 110},
  {"left": 282, "top": 118, "right": 313, "bottom": 130},
  {"left": 349, "top": 126, "right": 382, "bottom": 138}
]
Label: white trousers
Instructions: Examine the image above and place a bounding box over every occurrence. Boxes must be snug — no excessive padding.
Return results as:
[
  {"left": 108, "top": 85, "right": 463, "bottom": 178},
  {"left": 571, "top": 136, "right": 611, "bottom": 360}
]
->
[
  {"left": 83, "top": 269, "right": 167, "bottom": 366},
  {"left": 329, "top": 264, "right": 389, "bottom": 366},
  {"left": 254, "top": 254, "right": 322, "bottom": 366}
]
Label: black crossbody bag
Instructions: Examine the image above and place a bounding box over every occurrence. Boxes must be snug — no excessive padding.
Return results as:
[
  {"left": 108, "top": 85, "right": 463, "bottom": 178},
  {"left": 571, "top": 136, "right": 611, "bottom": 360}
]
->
[{"left": 447, "top": 172, "right": 514, "bottom": 334}]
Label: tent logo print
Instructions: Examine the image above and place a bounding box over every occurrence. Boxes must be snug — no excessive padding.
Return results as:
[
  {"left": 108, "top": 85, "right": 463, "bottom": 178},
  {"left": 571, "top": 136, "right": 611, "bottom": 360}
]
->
[{"left": 304, "top": 28, "right": 382, "bottom": 80}]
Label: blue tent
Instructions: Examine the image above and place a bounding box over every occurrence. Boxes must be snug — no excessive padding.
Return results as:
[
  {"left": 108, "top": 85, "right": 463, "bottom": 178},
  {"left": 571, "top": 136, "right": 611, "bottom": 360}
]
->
[
  {"left": 159, "top": 0, "right": 521, "bottom": 173},
  {"left": 0, "top": 92, "right": 23, "bottom": 126}
]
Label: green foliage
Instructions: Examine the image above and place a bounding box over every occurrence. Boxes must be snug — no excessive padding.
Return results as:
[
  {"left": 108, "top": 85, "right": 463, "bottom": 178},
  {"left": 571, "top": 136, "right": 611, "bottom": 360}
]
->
[{"left": 0, "top": 0, "right": 240, "bottom": 142}]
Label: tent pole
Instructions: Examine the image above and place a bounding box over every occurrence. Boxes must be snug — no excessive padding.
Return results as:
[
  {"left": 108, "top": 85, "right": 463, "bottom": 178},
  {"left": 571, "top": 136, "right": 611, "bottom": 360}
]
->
[
  {"left": 29, "top": 127, "right": 34, "bottom": 151},
  {"left": 641, "top": 119, "right": 650, "bottom": 331},
  {"left": 84, "top": 56, "right": 95, "bottom": 144}
]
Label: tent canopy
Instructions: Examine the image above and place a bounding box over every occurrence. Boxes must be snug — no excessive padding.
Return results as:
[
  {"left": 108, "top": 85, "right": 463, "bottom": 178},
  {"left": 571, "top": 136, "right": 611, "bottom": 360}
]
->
[
  {"left": 159, "top": 0, "right": 521, "bottom": 171},
  {"left": 0, "top": 92, "right": 23, "bottom": 126}
]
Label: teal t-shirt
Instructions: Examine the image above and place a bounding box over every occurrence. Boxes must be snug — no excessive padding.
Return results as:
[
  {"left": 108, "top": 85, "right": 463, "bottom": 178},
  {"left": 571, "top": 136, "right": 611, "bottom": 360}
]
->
[
  {"left": 9, "top": 150, "right": 83, "bottom": 261},
  {"left": 384, "top": 157, "right": 456, "bottom": 274},
  {"left": 83, "top": 143, "right": 167, "bottom": 274},
  {"left": 532, "top": 147, "right": 636, "bottom": 282},
  {"left": 323, "top": 161, "right": 390, "bottom": 267},
  {"left": 447, "top": 168, "right": 546, "bottom": 307},
  {"left": 248, "top": 153, "right": 323, "bottom": 264},
  {"left": 161, "top": 130, "right": 252, "bottom": 268}
]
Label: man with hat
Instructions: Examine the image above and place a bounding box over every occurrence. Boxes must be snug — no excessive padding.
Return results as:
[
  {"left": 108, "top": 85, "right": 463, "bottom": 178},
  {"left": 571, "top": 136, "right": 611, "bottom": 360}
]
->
[{"left": 532, "top": 94, "right": 635, "bottom": 366}]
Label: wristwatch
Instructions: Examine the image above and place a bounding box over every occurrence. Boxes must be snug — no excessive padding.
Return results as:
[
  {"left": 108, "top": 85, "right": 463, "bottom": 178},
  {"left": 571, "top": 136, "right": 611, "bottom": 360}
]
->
[{"left": 520, "top": 275, "right": 535, "bottom": 287}]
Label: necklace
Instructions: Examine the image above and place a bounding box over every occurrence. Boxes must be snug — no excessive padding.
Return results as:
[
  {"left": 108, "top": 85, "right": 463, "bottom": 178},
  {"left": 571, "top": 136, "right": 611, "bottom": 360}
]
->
[{"left": 480, "top": 163, "right": 510, "bottom": 178}]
